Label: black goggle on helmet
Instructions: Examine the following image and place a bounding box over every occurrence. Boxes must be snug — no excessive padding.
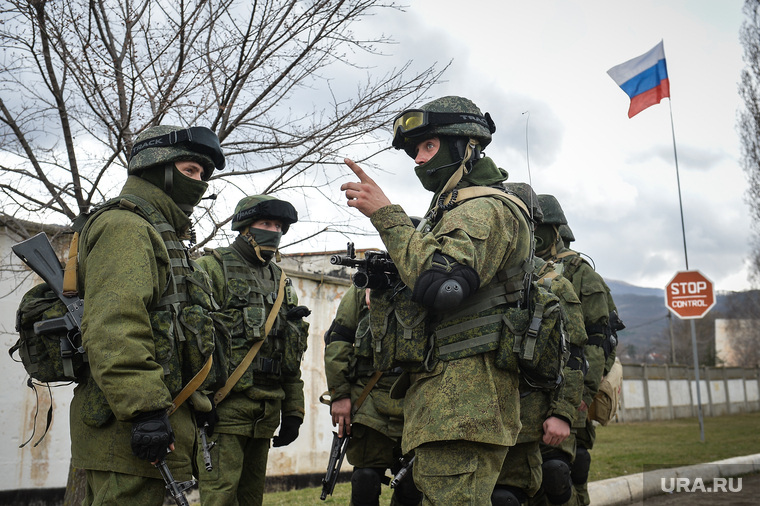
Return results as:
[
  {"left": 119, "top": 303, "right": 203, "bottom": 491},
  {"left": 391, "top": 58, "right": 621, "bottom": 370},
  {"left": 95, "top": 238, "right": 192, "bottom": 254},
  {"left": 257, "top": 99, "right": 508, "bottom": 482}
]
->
[{"left": 130, "top": 126, "right": 225, "bottom": 181}]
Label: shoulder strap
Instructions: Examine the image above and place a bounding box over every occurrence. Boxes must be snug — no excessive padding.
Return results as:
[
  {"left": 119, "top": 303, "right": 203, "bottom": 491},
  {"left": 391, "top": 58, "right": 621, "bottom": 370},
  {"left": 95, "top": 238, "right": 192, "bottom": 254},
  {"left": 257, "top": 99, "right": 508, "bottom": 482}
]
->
[
  {"left": 213, "top": 268, "right": 287, "bottom": 405},
  {"left": 443, "top": 186, "right": 531, "bottom": 217}
]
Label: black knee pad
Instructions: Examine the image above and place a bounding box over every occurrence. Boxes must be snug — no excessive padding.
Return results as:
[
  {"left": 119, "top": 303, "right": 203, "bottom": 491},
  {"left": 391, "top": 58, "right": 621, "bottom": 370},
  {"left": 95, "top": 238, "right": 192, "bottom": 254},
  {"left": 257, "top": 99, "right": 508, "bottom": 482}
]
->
[
  {"left": 351, "top": 468, "right": 383, "bottom": 506},
  {"left": 491, "top": 485, "right": 526, "bottom": 506},
  {"left": 571, "top": 447, "right": 591, "bottom": 486},
  {"left": 541, "top": 458, "right": 572, "bottom": 504},
  {"left": 392, "top": 471, "right": 423, "bottom": 506}
]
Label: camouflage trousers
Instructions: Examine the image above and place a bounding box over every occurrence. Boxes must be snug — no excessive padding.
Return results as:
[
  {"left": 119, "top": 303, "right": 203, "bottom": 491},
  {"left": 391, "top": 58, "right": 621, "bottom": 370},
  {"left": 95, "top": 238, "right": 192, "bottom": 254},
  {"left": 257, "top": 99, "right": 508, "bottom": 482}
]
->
[
  {"left": 530, "top": 433, "right": 578, "bottom": 506},
  {"left": 413, "top": 439, "right": 508, "bottom": 505},
  {"left": 496, "top": 440, "right": 543, "bottom": 497},
  {"left": 196, "top": 432, "right": 271, "bottom": 506},
  {"left": 84, "top": 469, "right": 167, "bottom": 506}
]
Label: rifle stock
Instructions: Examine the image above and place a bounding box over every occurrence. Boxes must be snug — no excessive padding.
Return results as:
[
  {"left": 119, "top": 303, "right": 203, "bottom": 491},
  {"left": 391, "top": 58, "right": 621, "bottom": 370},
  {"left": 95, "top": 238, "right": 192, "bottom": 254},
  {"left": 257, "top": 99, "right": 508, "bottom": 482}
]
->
[{"left": 12, "top": 233, "right": 84, "bottom": 332}]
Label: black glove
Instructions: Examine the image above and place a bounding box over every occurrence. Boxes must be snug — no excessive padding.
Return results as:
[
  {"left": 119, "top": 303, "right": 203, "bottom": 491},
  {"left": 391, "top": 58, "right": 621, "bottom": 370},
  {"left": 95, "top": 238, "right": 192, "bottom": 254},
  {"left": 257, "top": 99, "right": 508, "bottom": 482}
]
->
[
  {"left": 272, "top": 415, "right": 302, "bottom": 447},
  {"left": 287, "top": 305, "right": 311, "bottom": 320},
  {"left": 131, "top": 409, "right": 174, "bottom": 462},
  {"left": 194, "top": 395, "right": 219, "bottom": 436}
]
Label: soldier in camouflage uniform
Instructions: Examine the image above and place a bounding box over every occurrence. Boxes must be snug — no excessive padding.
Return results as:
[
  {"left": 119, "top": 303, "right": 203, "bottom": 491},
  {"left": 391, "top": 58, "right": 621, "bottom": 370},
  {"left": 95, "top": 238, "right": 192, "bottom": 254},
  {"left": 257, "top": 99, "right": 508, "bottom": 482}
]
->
[
  {"left": 491, "top": 183, "right": 587, "bottom": 506},
  {"left": 324, "top": 284, "right": 422, "bottom": 505},
  {"left": 195, "top": 194, "right": 310, "bottom": 506},
  {"left": 533, "top": 194, "right": 614, "bottom": 506},
  {"left": 71, "top": 125, "right": 225, "bottom": 504},
  {"left": 341, "top": 96, "right": 534, "bottom": 504}
]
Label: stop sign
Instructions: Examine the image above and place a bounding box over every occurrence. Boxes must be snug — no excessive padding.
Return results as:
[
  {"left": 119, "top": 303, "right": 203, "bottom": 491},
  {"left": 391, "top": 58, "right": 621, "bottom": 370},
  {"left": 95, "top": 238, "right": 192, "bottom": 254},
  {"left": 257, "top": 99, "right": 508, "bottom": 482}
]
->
[{"left": 665, "top": 270, "right": 715, "bottom": 319}]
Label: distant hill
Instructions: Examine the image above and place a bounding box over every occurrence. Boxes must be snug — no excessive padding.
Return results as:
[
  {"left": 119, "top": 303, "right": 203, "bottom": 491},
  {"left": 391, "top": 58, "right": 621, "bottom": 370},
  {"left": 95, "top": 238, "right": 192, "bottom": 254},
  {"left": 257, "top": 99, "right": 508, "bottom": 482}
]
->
[{"left": 604, "top": 279, "right": 669, "bottom": 358}]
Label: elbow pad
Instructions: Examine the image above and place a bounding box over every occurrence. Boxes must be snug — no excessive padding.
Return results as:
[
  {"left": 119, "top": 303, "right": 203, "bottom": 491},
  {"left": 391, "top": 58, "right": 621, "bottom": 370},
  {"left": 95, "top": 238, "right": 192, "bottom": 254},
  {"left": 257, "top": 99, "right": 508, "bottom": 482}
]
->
[{"left": 411, "top": 253, "right": 480, "bottom": 311}]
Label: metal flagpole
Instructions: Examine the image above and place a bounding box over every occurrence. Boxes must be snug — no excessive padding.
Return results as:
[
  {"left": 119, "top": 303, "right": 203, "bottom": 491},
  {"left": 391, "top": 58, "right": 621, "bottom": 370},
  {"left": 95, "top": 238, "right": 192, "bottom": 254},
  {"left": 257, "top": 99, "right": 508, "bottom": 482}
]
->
[{"left": 667, "top": 97, "right": 705, "bottom": 442}]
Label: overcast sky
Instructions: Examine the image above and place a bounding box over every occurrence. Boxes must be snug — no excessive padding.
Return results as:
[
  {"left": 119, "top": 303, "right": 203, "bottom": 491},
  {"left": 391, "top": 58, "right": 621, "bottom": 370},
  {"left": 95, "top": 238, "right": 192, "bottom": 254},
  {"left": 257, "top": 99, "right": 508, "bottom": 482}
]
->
[{"left": 298, "top": 0, "right": 751, "bottom": 293}]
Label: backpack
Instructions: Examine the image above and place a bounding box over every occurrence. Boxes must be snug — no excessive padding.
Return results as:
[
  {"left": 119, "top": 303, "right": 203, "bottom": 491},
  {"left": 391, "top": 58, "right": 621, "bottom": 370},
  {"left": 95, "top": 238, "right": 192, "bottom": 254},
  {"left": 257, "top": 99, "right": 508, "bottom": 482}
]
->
[
  {"left": 588, "top": 356, "right": 623, "bottom": 425},
  {"left": 13, "top": 281, "right": 86, "bottom": 383}
]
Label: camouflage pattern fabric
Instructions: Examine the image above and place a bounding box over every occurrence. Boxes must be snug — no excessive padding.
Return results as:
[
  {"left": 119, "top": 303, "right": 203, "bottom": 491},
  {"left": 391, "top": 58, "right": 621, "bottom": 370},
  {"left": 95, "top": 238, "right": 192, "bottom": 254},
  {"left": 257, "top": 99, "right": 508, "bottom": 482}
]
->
[
  {"left": 414, "top": 439, "right": 509, "bottom": 505},
  {"left": 496, "top": 440, "right": 543, "bottom": 497},
  {"left": 195, "top": 243, "right": 307, "bottom": 505},
  {"left": 196, "top": 429, "right": 271, "bottom": 506},
  {"left": 370, "top": 196, "right": 528, "bottom": 452},
  {"left": 70, "top": 176, "right": 199, "bottom": 482}
]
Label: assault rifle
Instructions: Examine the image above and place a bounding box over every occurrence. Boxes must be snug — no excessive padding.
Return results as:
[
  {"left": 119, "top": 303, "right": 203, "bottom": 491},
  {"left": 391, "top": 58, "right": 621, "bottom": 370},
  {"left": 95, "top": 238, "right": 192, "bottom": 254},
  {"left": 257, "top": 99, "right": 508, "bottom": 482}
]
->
[
  {"left": 200, "top": 422, "right": 215, "bottom": 471},
  {"left": 155, "top": 455, "right": 196, "bottom": 506},
  {"left": 320, "top": 431, "right": 350, "bottom": 500},
  {"left": 330, "top": 242, "right": 399, "bottom": 290},
  {"left": 12, "top": 232, "right": 85, "bottom": 379}
]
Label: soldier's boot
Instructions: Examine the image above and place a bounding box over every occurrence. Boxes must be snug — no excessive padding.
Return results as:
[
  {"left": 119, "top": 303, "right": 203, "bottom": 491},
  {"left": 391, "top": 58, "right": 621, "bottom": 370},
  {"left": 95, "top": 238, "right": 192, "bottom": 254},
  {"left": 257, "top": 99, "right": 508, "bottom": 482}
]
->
[
  {"left": 350, "top": 467, "right": 383, "bottom": 506},
  {"left": 491, "top": 485, "right": 526, "bottom": 506},
  {"left": 542, "top": 458, "right": 573, "bottom": 504}
]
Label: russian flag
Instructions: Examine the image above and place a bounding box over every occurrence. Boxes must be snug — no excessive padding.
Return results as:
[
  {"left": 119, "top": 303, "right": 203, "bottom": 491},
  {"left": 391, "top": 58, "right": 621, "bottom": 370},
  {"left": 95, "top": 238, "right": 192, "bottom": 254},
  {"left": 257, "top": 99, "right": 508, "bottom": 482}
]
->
[{"left": 607, "top": 41, "right": 670, "bottom": 118}]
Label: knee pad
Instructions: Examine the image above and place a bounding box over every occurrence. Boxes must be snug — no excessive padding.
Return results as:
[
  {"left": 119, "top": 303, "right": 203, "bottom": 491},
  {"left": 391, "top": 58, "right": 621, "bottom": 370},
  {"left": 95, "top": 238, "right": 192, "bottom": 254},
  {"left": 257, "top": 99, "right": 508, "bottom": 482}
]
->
[
  {"left": 491, "top": 485, "right": 526, "bottom": 506},
  {"left": 392, "top": 472, "right": 423, "bottom": 506},
  {"left": 351, "top": 468, "right": 383, "bottom": 506},
  {"left": 541, "top": 458, "right": 572, "bottom": 504},
  {"left": 571, "top": 447, "right": 591, "bottom": 486}
]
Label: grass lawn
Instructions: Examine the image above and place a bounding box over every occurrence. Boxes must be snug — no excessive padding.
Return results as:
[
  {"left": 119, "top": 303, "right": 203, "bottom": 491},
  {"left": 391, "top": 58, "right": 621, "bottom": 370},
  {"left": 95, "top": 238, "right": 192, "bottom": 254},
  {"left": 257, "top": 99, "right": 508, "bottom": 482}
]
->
[{"left": 259, "top": 411, "right": 760, "bottom": 505}]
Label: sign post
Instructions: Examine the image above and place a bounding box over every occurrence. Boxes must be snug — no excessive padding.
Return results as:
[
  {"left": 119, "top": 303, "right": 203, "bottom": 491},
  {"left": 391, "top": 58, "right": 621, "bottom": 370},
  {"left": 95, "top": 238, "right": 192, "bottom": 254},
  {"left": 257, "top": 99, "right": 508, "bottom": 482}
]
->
[{"left": 665, "top": 270, "right": 715, "bottom": 442}]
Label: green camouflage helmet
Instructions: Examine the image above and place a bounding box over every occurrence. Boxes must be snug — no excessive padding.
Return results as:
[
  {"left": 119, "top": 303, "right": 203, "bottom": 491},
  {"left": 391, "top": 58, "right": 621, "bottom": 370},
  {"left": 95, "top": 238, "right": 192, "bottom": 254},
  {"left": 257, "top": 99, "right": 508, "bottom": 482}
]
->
[
  {"left": 128, "top": 125, "right": 224, "bottom": 181},
  {"left": 537, "top": 194, "right": 568, "bottom": 226},
  {"left": 391, "top": 96, "right": 496, "bottom": 154},
  {"left": 559, "top": 224, "right": 575, "bottom": 243},
  {"left": 504, "top": 182, "right": 543, "bottom": 223},
  {"left": 231, "top": 195, "right": 298, "bottom": 234}
]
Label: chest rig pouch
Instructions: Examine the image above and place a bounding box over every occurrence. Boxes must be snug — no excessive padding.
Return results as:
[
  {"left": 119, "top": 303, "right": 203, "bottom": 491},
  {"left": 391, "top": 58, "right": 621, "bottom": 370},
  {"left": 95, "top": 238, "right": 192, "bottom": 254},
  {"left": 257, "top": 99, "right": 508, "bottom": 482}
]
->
[
  {"left": 348, "top": 311, "right": 376, "bottom": 380},
  {"left": 208, "top": 248, "right": 307, "bottom": 390},
  {"left": 76, "top": 195, "right": 225, "bottom": 427},
  {"left": 497, "top": 282, "right": 569, "bottom": 390},
  {"left": 369, "top": 285, "right": 432, "bottom": 373}
]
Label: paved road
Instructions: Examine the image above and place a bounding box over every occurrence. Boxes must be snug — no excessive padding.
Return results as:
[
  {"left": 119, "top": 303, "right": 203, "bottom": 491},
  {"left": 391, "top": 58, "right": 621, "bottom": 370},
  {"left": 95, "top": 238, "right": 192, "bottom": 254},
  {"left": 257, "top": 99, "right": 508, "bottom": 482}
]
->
[{"left": 641, "top": 471, "right": 759, "bottom": 505}]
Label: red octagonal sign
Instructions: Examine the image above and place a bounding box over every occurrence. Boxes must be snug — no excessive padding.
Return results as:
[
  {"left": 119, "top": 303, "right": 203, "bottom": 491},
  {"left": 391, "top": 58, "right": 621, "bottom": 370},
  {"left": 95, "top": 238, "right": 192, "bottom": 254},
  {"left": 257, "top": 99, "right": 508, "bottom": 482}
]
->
[{"left": 665, "top": 270, "right": 715, "bottom": 319}]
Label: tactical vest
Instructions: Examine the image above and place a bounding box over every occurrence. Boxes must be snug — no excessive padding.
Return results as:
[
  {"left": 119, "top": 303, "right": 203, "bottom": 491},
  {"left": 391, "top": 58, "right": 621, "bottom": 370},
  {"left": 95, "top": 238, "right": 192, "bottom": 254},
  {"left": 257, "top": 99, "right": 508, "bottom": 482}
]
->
[
  {"left": 369, "top": 190, "right": 537, "bottom": 373},
  {"left": 75, "top": 194, "right": 224, "bottom": 426},
  {"left": 206, "top": 247, "right": 307, "bottom": 391}
]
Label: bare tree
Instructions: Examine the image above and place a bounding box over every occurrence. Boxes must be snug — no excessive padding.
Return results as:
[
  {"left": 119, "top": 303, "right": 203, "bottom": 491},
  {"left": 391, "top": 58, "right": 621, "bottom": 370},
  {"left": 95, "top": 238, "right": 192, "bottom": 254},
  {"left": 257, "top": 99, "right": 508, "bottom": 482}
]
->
[
  {"left": 0, "top": 0, "right": 445, "bottom": 249},
  {"left": 739, "top": 0, "right": 760, "bottom": 285}
]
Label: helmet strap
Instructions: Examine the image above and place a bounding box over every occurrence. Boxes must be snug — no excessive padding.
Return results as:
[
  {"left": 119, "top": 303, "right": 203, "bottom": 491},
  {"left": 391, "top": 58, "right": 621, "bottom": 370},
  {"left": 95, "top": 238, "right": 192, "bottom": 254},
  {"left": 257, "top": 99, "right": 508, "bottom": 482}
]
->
[
  {"left": 433, "top": 138, "right": 478, "bottom": 214},
  {"left": 164, "top": 164, "right": 174, "bottom": 195}
]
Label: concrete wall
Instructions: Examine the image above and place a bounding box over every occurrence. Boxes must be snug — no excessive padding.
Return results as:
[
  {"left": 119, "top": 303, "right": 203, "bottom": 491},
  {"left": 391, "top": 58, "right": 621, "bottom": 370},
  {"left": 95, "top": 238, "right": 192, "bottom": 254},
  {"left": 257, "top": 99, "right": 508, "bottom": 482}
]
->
[{"left": 617, "top": 363, "right": 760, "bottom": 422}]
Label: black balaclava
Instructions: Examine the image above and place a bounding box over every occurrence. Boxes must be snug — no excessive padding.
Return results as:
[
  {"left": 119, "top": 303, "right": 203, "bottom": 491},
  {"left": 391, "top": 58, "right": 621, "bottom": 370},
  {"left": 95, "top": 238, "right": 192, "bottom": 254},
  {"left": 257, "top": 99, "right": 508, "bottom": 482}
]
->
[{"left": 140, "top": 163, "right": 209, "bottom": 215}]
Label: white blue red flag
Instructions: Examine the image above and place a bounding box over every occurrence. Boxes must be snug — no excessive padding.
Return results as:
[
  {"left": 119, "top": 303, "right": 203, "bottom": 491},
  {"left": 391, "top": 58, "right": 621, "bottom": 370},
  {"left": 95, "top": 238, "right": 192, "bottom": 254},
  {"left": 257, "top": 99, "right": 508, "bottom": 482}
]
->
[{"left": 607, "top": 41, "right": 670, "bottom": 118}]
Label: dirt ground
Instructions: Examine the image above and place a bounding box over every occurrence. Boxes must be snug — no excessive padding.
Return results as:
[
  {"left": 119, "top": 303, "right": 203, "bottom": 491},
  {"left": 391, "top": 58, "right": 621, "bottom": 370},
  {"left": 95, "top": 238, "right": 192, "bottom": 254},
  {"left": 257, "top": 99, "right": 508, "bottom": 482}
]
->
[{"left": 641, "top": 471, "right": 759, "bottom": 505}]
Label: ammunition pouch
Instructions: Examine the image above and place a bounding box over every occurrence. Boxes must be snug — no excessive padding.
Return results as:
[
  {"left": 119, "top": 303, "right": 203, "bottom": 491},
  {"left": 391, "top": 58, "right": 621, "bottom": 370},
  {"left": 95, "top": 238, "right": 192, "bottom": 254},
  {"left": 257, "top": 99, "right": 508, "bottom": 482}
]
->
[{"left": 369, "top": 287, "right": 433, "bottom": 373}]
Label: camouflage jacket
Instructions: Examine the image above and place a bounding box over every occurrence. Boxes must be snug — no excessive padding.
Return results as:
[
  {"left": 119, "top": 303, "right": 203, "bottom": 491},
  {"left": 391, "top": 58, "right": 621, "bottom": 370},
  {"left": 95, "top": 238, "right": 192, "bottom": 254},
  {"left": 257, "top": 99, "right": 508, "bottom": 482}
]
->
[
  {"left": 324, "top": 284, "right": 404, "bottom": 438},
  {"left": 370, "top": 180, "right": 531, "bottom": 451}
]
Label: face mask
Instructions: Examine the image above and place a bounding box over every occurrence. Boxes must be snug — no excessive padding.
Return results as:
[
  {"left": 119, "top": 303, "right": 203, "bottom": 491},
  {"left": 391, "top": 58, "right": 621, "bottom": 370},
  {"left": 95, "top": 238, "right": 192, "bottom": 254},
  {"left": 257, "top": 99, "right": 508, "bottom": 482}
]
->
[
  {"left": 242, "top": 227, "right": 283, "bottom": 263},
  {"left": 413, "top": 138, "right": 460, "bottom": 193},
  {"left": 140, "top": 163, "right": 208, "bottom": 215}
]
